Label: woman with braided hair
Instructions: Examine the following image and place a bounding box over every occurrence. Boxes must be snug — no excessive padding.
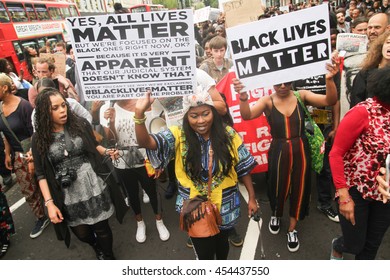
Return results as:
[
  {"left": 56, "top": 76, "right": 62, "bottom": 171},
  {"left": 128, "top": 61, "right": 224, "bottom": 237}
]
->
[
  {"left": 31, "top": 88, "right": 127, "bottom": 259},
  {"left": 134, "top": 88, "right": 258, "bottom": 260}
]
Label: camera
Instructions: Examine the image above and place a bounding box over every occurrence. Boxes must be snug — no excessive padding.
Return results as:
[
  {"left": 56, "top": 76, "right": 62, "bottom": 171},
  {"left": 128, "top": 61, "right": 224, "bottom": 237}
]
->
[{"left": 55, "top": 167, "right": 77, "bottom": 188}]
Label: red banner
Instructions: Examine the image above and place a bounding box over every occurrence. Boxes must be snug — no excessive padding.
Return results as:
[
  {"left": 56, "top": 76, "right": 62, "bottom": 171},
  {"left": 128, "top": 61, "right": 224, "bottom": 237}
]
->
[{"left": 216, "top": 72, "right": 273, "bottom": 173}]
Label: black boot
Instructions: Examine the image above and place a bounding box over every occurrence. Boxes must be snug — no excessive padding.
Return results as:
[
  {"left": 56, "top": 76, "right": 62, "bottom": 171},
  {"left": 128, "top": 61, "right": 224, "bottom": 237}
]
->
[{"left": 92, "top": 244, "right": 115, "bottom": 260}]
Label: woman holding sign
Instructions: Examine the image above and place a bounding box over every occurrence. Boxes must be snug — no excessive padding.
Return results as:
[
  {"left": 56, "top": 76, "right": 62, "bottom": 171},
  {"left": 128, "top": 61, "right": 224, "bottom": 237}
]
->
[{"left": 233, "top": 60, "right": 339, "bottom": 252}]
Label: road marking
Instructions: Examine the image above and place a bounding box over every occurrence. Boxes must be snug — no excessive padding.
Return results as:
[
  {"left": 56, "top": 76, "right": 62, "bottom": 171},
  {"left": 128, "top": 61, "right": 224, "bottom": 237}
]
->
[
  {"left": 238, "top": 183, "right": 261, "bottom": 260},
  {"left": 10, "top": 197, "right": 26, "bottom": 213}
]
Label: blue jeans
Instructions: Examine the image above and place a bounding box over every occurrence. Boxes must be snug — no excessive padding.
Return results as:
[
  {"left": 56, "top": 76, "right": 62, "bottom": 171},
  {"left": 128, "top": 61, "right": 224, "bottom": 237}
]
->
[{"left": 333, "top": 187, "right": 390, "bottom": 259}]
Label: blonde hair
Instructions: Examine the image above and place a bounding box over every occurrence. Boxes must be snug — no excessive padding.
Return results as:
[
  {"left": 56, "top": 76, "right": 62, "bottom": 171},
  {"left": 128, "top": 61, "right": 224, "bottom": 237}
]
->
[{"left": 0, "top": 73, "right": 12, "bottom": 90}]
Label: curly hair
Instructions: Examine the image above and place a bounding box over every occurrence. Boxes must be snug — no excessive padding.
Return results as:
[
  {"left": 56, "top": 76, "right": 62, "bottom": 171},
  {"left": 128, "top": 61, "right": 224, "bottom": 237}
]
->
[
  {"left": 182, "top": 106, "right": 233, "bottom": 184},
  {"left": 361, "top": 30, "right": 390, "bottom": 70},
  {"left": 34, "top": 88, "right": 84, "bottom": 155}
]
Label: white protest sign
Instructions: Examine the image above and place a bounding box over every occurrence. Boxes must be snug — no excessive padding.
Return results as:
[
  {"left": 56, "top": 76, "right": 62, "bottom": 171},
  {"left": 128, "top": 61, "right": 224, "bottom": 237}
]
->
[
  {"left": 193, "top": 6, "right": 210, "bottom": 24},
  {"left": 336, "top": 33, "right": 368, "bottom": 53},
  {"left": 226, "top": 4, "right": 331, "bottom": 90},
  {"left": 66, "top": 10, "right": 197, "bottom": 101}
]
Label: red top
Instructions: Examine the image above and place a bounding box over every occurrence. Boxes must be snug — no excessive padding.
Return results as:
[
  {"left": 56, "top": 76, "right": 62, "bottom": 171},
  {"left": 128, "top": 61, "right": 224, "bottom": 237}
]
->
[{"left": 329, "top": 97, "right": 390, "bottom": 200}]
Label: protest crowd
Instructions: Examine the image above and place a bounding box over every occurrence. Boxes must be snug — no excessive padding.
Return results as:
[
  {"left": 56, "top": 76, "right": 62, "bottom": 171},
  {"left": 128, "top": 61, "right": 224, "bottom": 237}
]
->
[{"left": 1, "top": 0, "right": 390, "bottom": 261}]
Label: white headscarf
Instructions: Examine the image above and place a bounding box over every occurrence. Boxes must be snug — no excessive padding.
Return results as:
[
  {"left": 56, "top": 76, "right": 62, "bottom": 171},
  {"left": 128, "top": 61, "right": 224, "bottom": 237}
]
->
[{"left": 182, "top": 86, "right": 214, "bottom": 115}]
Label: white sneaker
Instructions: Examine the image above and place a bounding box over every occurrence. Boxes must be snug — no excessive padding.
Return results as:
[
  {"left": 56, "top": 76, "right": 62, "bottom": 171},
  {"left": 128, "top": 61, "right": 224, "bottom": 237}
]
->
[
  {"left": 156, "top": 219, "right": 170, "bottom": 241},
  {"left": 142, "top": 190, "right": 150, "bottom": 204},
  {"left": 136, "top": 220, "right": 146, "bottom": 243}
]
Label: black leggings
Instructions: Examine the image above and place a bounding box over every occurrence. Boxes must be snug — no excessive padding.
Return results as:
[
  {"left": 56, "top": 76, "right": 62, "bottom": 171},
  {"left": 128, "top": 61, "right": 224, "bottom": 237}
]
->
[
  {"left": 70, "top": 219, "right": 113, "bottom": 257},
  {"left": 191, "top": 230, "right": 230, "bottom": 260},
  {"left": 115, "top": 166, "right": 160, "bottom": 216}
]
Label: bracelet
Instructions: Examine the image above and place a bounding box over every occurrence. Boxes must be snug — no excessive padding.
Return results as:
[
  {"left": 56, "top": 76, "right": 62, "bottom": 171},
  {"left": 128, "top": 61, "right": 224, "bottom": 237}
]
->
[
  {"left": 239, "top": 95, "right": 249, "bottom": 102},
  {"left": 338, "top": 196, "right": 352, "bottom": 205},
  {"left": 44, "top": 198, "right": 53, "bottom": 207},
  {"left": 133, "top": 115, "right": 146, "bottom": 125}
]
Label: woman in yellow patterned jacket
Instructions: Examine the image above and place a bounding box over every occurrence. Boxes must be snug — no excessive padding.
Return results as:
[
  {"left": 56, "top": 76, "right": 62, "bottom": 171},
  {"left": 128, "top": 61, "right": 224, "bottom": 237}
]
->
[{"left": 134, "top": 88, "right": 258, "bottom": 260}]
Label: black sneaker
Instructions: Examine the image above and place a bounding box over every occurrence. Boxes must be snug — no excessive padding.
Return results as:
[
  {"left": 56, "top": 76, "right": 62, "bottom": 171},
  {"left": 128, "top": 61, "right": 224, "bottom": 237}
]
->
[
  {"left": 0, "top": 241, "right": 10, "bottom": 259},
  {"left": 186, "top": 237, "right": 193, "bottom": 248},
  {"left": 317, "top": 206, "right": 339, "bottom": 223},
  {"left": 228, "top": 228, "right": 243, "bottom": 247},
  {"left": 268, "top": 216, "right": 280, "bottom": 234},
  {"left": 165, "top": 181, "right": 177, "bottom": 199},
  {"left": 287, "top": 230, "right": 300, "bottom": 252},
  {"left": 30, "top": 217, "right": 50, "bottom": 239}
]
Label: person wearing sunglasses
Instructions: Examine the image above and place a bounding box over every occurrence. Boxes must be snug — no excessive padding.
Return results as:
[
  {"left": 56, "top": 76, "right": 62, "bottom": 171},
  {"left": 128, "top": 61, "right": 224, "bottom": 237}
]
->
[{"left": 232, "top": 60, "right": 340, "bottom": 253}]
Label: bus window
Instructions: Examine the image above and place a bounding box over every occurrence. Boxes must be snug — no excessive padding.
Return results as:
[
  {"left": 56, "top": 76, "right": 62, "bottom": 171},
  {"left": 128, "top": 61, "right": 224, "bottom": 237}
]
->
[
  {"left": 25, "top": 3, "right": 38, "bottom": 21},
  {"left": 21, "top": 41, "right": 39, "bottom": 53},
  {"left": 131, "top": 7, "right": 147, "bottom": 13},
  {"left": 37, "top": 38, "right": 45, "bottom": 49},
  {"left": 69, "top": 5, "right": 78, "bottom": 17},
  {"left": 46, "top": 37, "right": 60, "bottom": 49},
  {"left": 34, "top": 4, "right": 50, "bottom": 20},
  {"left": 150, "top": 5, "right": 164, "bottom": 11},
  {"left": 0, "top": 2, "right": 10, "bottom": 22},
  {"left": 48, "top": 7, "right": 62, "bottom": 20},
  {"left": 61, "top": 7, "right": 70, "bottom": 18},
  {"left": 13, "top": 42, "right": 24, "bottom": 62},
  {"left": 5, "top": 2, "right": 28, "bottom": 22},
  {"left": 68, "top": 5, "right": 78, "bottom": 17}
]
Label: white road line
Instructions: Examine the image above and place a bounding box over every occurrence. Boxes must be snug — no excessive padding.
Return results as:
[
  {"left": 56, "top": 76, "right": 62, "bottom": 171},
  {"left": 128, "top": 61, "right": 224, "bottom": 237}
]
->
[
  {"left": 238, "top": 183, "right": 261, "bottom": 260},
  {"left": 10, "top": 197, "right": 26, "bottom": 213}
]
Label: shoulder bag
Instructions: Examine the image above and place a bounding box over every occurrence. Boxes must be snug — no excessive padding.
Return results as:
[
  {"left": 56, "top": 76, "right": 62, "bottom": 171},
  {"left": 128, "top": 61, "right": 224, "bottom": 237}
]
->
[
  {"left": 294, "top": 92, "right": 325, "bottom": 173},
  {"left": 179, "top": 145, "right": 222, "bottom": 238},
  {"left": 0, "top": 102, "right": 31, "bottom": 153}
]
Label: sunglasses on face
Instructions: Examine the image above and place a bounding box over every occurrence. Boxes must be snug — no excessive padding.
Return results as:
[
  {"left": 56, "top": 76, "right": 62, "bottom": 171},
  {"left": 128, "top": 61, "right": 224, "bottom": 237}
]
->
[{"left": 274, "top": 82, "right": 293, "bottom": 87}]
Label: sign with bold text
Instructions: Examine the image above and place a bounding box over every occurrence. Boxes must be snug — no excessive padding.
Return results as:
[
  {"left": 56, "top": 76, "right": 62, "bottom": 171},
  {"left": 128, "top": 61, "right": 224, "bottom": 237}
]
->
[
  {"left": 66, "top": 10, "right": 197, "bottom": 100},
  {"left": 226, "top": 4, "right": 331, "bottom": 91}
]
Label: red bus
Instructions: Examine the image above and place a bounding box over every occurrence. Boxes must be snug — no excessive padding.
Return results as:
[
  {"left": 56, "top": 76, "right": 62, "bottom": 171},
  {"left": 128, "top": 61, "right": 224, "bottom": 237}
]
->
[
  {"left": 128, "top": 4, "right": 165, "bottom": 13},
  {"left": 0, "top": 0, "right": 79, "bottom": 81}
]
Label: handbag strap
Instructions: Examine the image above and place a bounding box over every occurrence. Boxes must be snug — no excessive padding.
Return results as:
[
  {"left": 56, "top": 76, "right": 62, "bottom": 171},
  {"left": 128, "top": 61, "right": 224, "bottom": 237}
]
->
[
  {"left": 207, "top": 143, "right": 213, "bottom": 200},
  {"left": 63, "top": 126, "right": 74, "bottom": 153},
  {"left": 293, "top": 91, "right": 314, "bottom": 122},
  {"left": 0, "top": 102, "right": 22, "bottom": 146}
]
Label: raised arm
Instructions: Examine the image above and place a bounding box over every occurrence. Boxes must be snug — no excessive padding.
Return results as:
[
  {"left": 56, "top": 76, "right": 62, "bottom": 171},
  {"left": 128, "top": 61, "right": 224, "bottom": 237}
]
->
[
  {"left": 233, "top": 78, "right": 269, "bottom": 120},
  {"left": 208, "top": 85, "right": 227, "bottom": 115},
  {"left": 135, "top": 91, "right": 158, "bottom": 150},
  {"left": 301, "top": 61, "right": 340, "bottom": 107}
]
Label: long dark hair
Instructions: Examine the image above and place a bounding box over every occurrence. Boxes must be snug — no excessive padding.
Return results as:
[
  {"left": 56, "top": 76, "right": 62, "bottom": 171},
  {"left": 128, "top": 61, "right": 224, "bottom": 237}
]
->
[
  {"left": 34, "top": 88, "right": 84, "bottom": 155},
  {"left": 183, "top": 106, "right": 233, "bottom": 183}
]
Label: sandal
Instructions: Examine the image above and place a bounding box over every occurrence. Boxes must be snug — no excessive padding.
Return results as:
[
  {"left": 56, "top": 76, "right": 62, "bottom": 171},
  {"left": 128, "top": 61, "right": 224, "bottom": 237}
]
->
[{"left": 0, "top": 242, "right": 10, "bottom": 259}]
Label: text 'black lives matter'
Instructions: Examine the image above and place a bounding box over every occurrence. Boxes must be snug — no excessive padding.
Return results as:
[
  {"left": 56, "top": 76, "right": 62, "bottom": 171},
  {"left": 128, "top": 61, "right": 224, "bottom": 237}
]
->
[{"left": 235, "top": 39, "right": 329, "bottom": 79}]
